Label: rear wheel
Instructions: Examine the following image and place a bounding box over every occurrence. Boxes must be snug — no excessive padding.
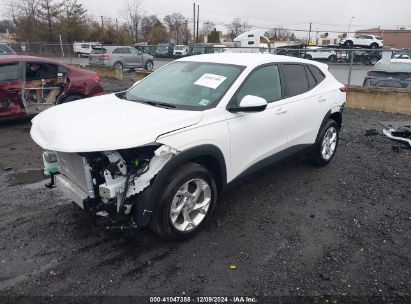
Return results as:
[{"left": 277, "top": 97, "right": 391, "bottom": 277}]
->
[
  {"left": 150, "top": 162, "right": 217, "bottom": 241},
  {"left": 328, "top": 54, "right": 337, "bottom": 62},
  {"left": 114, "top": 61, "right": 123, "bottom": 71},
  {"left": 304, "top": 54, "right": 312, "bottom": 60},
  {"left": 77, "top": 52, "right": 82, "bottom": 58},
  {"left": 309, "top": 120, "right": 340, "bottom": 167},
  {"left": 370, "top": 43, "right": 379, "bottom": 49}
]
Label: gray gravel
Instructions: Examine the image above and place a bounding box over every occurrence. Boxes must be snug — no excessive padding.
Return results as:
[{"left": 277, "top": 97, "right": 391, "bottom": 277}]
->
[{"left": 0, "top": 107, "right": 410, "bottom": 300}]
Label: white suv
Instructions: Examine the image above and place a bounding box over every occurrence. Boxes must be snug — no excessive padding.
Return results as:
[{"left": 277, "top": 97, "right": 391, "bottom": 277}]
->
[
  {"left": 31, "top": 53, "right": 347, "bottom": 240},
  {"left": 340, "top": 34, "right": 383, "bottom": 48}
]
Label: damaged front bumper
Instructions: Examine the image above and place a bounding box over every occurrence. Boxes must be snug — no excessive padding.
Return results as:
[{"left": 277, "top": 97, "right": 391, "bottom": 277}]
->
[{"left": 43, "top": 144, "right": 179, "bottom": 229}]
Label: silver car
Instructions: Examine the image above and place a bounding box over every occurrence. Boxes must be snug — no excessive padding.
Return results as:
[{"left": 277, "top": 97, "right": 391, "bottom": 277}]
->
[{"left": 89, "top": 46, "right": 154, "bottom": 71}]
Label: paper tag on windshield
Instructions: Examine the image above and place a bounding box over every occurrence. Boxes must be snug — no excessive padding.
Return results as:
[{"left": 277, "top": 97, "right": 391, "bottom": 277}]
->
[{"left": 194, "top": 73, "right": 227, "bottom": 89}]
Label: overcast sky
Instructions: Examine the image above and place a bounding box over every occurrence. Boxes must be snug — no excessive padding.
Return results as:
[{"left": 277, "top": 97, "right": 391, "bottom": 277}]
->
[
  {"left": 74, "top": 0, "right": 411, "bottom": 34},
  {"left": 1, "top": 0, "right": 410, "bottom": 36}
]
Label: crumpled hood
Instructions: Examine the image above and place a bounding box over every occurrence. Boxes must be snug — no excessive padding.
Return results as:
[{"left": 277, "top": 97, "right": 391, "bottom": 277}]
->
[{"left": 31, "top": 94, "right": 203, "bottom": 152}]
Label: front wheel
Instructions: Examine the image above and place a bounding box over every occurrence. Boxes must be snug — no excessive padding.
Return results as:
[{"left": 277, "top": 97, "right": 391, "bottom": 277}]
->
[
  {"left": 150, "top": 162, "right": 217, "bottom": 241},
  {"left": 144, "top": 60, "right": 154, "bottom": 71},
  {"left": 370, "top": 43, "right": 379, "bottom": 49},
  {"left": 328, "top": 55, "right": 337, "bottom": 62},
  {"left": 114, "top": 61, "right": 123, "bottom": 71},
  {"left": 309, "top": 120, "right": 340, "bottom": 167}
]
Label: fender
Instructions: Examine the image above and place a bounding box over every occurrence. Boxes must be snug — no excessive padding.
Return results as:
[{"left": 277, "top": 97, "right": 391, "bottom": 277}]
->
[
  {"left": 318, "top": 103, "right": 345, "bottom": 135},
  {"left": 133, "top": 144, "right": 227, "bottom": 227}
]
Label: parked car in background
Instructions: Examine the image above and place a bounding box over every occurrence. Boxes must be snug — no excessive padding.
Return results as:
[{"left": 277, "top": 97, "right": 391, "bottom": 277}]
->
[
  {"left": 155, "top": 43, "right": 174, "bottom": 57},
  {"left": 31, "top": 53, "right": 346, "bottom": 240},
  {"left": 73, "top": 42, "right": 101, "bottom": 58},
  {"left": 192, "top": 43, "right": 208, "bottom": 55},
  {"left": 340, "top": 34, "right": 383, "bottom": 48},
  {"left": 303, "top": 46, "right": 337, "bottom": 62},
  {"left": 212, "top": 44, "right": 228, "bottom": 53},
  {"left": 89, "top": 46, "right": 154, "bottom": 71},
  {"left": 173, "top": 45, "right": 190, "bottom": 57},
  {"left": 363, "top": 61, "right": 411, "bottom": 89},
  {"left": 0, "top": 55, "right": 104, "bottom": 121},
  {"left": 392, "top": 49, "right": 411, "bottom": 60},
  {"left": 0, "top": 43, "right": 16, "bottom": 55}
]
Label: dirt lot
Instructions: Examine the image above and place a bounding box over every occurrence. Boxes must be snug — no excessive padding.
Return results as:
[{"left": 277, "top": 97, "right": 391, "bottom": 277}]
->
[{"left": 0, "top": 100, "right": 410, "bottom": 301}]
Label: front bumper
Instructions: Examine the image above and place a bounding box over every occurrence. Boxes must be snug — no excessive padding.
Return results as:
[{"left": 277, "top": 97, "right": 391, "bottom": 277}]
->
[{"left": 55, "top": 174, "right": 88, "bottom": 209}]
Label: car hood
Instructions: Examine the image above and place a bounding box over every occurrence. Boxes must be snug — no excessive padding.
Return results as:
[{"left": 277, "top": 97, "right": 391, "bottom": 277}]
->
[{"left": 31, "top": 94, "right": 203, "bottom": 153}]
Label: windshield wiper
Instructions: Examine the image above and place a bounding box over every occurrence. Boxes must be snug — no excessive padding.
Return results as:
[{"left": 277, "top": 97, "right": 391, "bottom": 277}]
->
[{"left": 140, "top": 100, "right": 176, "bottom": 109}]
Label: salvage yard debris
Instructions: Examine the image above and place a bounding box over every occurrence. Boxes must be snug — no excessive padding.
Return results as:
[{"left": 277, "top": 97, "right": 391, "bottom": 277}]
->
[{"left": 381, "top": 121, "right": 411, "bottom": 148}]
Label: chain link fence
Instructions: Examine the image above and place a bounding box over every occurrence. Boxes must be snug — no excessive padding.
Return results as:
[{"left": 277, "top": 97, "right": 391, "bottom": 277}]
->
[{"left": 5, "top": 42, "right": 411, "bottom": 88}]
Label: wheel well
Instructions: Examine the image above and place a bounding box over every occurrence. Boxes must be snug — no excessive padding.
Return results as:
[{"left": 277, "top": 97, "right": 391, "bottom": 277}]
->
[
  {"left": 190, "top": 155, "right": 224, "bottom": 192},
  {"left": 330, "top": 112, "right": 342, "bottom": 129}
]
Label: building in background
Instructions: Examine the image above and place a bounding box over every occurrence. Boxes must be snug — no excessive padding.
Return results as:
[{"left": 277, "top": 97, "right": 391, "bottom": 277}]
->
[{"left": 356, "top": 28, "right": 411, "bottom": 48}]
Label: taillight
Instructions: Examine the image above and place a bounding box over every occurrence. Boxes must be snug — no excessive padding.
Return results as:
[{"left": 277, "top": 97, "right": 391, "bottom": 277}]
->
[
  {"left": 100, "top": 54, "right": 109, "bottom": 59},
  {"left": 92, "top": 75, "right": 101, "bottom": 84},
  {"left": 340, "top": 85, "right": 349, "bottom": 93}
]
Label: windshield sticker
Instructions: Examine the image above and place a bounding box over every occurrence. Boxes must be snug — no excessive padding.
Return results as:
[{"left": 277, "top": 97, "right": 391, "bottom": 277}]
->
[
  {"left": 199, "top": 99, "right": 210, "bottom": 106},
  {"left": 194, "top": 73, "right": 227, "bottom": 89}
]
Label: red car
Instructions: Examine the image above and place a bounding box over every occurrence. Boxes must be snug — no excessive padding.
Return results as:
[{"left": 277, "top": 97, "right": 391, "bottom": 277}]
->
[{"left": 0, "top": 55, "right": 104, "bottom": 120}]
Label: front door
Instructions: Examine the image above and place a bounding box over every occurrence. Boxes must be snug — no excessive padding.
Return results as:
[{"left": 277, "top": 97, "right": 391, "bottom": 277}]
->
[
  {"left": 0, "top": 62, "right": 25, "bottom": 120},
  {"left": 225, "top": 64, "right": 290, "bottom": 181}
]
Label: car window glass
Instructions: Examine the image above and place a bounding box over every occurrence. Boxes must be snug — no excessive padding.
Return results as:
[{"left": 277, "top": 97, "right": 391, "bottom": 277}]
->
[
  {"left": 58, "top": 65, "right": 69, "bottom": 76},
  {"left": 112, "top": 48, "right": 122, "bottom": 54},
  {"left": 236, "top": 65, "right": 282, "bottom": 103},
  {"left": 282, "top": 64, "right": 309, "bottom": 97},
  {"left": 26, "top": 63, "right": 58, "bottom": 80},
  {"left": 0, "top": 63, "right": 19, "bottom": 82},
  {"left": 305, "top": 66, "right": 317, "bottom": 88},
  {"left": 308, "top": 65, "right": 326, "bottom": 83},
  {"left": 122, "top": 48, "right": 131, "bottom": 54},
  {"left": 0, "top": 44, "right": 14, "bottom": 54}
]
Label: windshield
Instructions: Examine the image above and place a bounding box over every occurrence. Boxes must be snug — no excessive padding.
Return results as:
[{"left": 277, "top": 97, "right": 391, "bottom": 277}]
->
[
  {"left": 175, "top": 46, "right": 185, "bottom": 51},
  {"left": 0, "top": 44, "right": 14, "bottom": 55},
  {"left": 125, "top": 61, "right": 245, "bottom": 110}
]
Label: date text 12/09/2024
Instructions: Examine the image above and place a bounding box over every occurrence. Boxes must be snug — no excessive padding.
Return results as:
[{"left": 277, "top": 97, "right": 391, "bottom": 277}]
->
[{"left": 149, "top": 296, "right": 258, "bottom": 303}]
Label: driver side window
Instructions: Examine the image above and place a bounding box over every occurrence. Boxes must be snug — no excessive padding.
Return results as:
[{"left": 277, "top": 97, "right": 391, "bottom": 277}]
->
[{"left": 236, "top": 65, "right": 282, "bottom": 104}]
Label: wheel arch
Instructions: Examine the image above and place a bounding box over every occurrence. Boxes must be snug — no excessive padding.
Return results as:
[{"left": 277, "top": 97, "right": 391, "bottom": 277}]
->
[{"left": 134, "top": 144, "right": 227, "bottom": 227}]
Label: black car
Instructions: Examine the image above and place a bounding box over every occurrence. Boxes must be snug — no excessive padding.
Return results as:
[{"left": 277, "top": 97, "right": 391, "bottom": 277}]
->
[
  {"left": 363, "top": 61, "right": 411, "bottom": 89},
  {"left": 155, "top": 43, "right": 174, "bottom": 58}
]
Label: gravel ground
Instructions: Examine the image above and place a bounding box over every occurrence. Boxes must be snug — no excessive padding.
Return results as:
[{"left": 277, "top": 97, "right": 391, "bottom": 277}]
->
[{"left": 0, "top": 104, "right": 410, "bottom": 302}]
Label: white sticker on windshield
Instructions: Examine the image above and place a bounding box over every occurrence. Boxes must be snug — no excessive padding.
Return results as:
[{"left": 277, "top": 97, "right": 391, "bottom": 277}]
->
[{"left": 194, "top": 73, "right": 227, "bottom": 89}]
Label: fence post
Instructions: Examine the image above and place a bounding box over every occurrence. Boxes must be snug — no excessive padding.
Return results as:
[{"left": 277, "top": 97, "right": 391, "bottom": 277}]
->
[{"left": 347, "top": 49, "right": 354, "bottom": 86}]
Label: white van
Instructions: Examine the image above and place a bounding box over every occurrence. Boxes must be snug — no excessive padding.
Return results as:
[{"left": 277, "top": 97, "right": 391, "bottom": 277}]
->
[{"left": 73, "top": 42, "right": 101, "bottom": 58}]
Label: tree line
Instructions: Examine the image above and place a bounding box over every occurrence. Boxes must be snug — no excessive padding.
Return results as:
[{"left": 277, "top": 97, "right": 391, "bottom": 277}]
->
[{"left": 2, "top": 0, "right": 298, "bottom": 44}]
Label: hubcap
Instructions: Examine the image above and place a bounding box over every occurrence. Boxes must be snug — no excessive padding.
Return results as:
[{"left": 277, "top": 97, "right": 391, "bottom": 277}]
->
[
  {"left": 115, "top": 63, "right": 122, "bottom": 70},
  {"left": 170, "top": 178, "right": 211, "bottom": 232},
  {"left": 146, "top": 62, "right": 153, "bottom": 70},
  {"left": 321, "top": 127, "right": 338, "bottom": 161}
]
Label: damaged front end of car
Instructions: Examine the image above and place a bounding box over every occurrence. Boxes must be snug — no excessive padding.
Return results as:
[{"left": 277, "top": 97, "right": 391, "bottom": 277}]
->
[{"left": 43, "top": 144, "right": 179, "bottom": 230}]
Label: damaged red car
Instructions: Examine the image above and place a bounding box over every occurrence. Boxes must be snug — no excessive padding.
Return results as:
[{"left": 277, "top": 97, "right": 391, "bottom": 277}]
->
[{"left": 0, "top": 55, "right": 104, "bottom": 121}]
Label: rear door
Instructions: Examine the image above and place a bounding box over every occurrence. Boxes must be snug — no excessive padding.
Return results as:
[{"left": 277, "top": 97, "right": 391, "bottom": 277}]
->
[
  {"left": 0, "top": 61, "right": 24, "bottom": 119},
  {"left": 129, "top": 47, "right": 144, "bottom": 67}
]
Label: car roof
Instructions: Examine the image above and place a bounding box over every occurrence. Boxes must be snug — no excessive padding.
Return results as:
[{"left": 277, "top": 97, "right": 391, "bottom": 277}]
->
[
  {"left": 372, "top": 61, "right": 411, "bottom": 73},
  {"left": 0, "top": 55, "right": 67, "bottom": 64},
  {"left": 177, "top": 53, "right": 328, "bottom": 70}
]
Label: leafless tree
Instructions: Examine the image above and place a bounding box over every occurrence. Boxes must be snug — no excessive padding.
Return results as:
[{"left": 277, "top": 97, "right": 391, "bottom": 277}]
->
[
  {"left": 122, "top": 0, "right": 145, "bottom": 42},
  {"left": 38, "top": 0, "right": 61, "bottom": 41},
  {"left": 202, "top": 21, "right": 215, "bottom": 36},
  {"left": 164, "top": 13, "right": 188, "bottom": 44},
  {"left": 227, "top": 17, "right": 251, "bottom": 40}
]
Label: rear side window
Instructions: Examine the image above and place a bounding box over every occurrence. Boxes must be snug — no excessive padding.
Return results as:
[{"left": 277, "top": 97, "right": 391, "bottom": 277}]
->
[
  {"left": 0, "top": 63, "right": 19, "bottom": 82},
  {"left": 91, "top": 48, "right": 107, "bottom": 54},
  {"left": 282, "top": 64, "right": 309, "bottom": 97},
  {"left": 236, "top": 65, "right": 282, "bottom": 103},
  {"left": 0, "top": 44, "right": 14, "bottom": 54},
  {"left": 308, "top": 65, "right": 326, "bottom": 83},
  {"left": 305, "top": 66, "right": 317, "bottom": 88}
]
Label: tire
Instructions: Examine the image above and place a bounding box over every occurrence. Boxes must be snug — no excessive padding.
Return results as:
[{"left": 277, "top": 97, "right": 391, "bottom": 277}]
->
[
  {"left": 328, "top": 55, "right": 337, "bottom": 62},
  {"left": 77, "top": 52, "right": 82, "bottom": 58},
  {"left": 309, "top": 119, "right": 340, "bottom": 167},
  {"left": 304, "top": 54, "right": 312, "bottom": 60},
  {"left": 369, "top": 56, "right": 379, "bottom": 65},
  {"left": 60, "top": 94, "right": 83, "bottom": 104},
  {"left": 344, "top": 40, "right": 353, "bottom": 48},
  {"left": 370, "top": 43, "right": 379, "bottom": 49},
  {"left": 144, "top": 60, "right": 154, "bottom": 71},
  {"left": 150, "top": 162, "right": 217, "bottom": 241},
  {"left": 113, "top": 61, "right": 123, "bottom": 71}
]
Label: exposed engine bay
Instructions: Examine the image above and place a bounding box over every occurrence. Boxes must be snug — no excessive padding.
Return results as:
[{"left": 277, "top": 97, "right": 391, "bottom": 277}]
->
[{"left": 43, "top": 144, "right": 179, "bottom": 229}]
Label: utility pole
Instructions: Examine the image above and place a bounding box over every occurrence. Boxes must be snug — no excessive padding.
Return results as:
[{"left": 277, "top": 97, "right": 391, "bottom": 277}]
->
[
  {"left": 116, "top": 18, "right": 119, "bottom": 43},
  {"left": 101, "top": 16, "right": 104, "bottom": 30},
  {"left": 308, "top": 22, "right": 312, "bottom": 45},
  {"left": 347, "top": 16, "right": 355, "bottom": 35},
  {"left": 196, "top": 4, "right": 200, "bottom": 43},
  {"left": 193, "top": 3, "right": 196, "bottom": 44}
]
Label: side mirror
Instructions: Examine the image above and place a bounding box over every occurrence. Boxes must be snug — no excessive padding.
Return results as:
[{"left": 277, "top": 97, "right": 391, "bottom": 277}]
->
[{"left": 228, "top": 95, "right": 268, "bottom": 113}]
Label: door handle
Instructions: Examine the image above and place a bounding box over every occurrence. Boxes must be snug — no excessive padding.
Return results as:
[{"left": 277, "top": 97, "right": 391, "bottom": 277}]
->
[
  {"left": 318, "top": 96, "right": 327, "bottom": 103},
  {"left": 276, "top": 108, "right": 287, "bottom": 115}
]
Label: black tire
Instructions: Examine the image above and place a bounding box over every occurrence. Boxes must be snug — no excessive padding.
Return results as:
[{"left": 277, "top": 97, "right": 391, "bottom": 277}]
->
[
  {"left": 150, "top": 162, "right": 217, "bottom": 241},
  {"left": 60, "top": 94, "right": 83, "bottom": 104},
  {"left": 370, "top": 43, "right": 379, "bottom": 49},
  {"left": 328, "top": 55, "right": 337, "bottom": 62},
  {"left": 144, "top": 60, "right": 154, "bottom": 71},
  {"left": 369, "top": 56, "right": 379, "bottom": 65},
  {"left": 344, "top": 40, "right": 353, "bottom": 48},
  {"left": 309, "top": 119, "right": 340, "bottom": 167},
  {"left": 304, "top": 54, "right": 312, "bottom": 60},
  {"left": 77, "top": 52, "right": 82, "bottom": 58},
  {"left": 113, "top": 61, "right": 123, "bottom": 71}
]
